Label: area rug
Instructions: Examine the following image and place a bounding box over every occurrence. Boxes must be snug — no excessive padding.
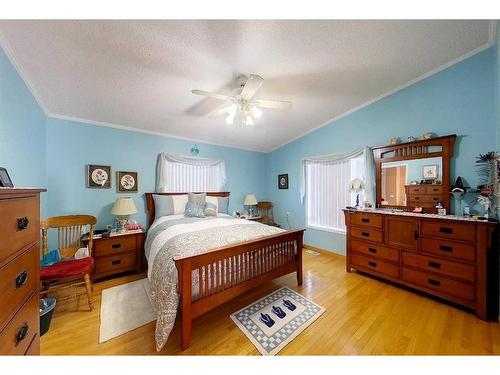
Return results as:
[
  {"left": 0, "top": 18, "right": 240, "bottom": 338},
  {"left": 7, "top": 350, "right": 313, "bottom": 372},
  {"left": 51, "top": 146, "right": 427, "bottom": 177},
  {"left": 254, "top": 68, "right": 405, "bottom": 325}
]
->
[
  {"left": 230, "top": 286, "right": 325, "bottom": 355},
  {"left": 99, "top": 278, "right": 156, "bottom": 343}
]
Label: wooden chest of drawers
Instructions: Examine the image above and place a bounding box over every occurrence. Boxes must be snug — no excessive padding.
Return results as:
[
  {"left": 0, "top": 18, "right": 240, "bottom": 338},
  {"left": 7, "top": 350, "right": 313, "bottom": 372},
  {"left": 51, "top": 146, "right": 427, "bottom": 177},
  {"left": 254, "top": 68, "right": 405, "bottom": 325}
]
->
[
  {"left": 0, "top": 188, "right": 45, "bottom": 355},
  {"left": 405, "top": 184, "right": 443, "bottom": 209},
  {"left": 344, "top": 209, "right": 498, "bottom": 320}
]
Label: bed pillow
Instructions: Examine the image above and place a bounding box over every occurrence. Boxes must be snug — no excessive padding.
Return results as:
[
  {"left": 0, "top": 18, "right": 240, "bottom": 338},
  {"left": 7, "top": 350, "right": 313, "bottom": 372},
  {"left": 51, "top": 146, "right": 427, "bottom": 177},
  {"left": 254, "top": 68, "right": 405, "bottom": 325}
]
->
[
  {"left": 184, "top": 201, "right": 206, "bottom": 218},
  {"left": 153, "top": 194, "right": 189, "bottom": 219},
  {"left": 204, "top": 202, "right": 217, "bottom": 216},
  {"left": 188, "top": 192, "right": 206, "bottom": 206},
  {"left": 206, "top": 196, "right": 230, "bottom": 214}
]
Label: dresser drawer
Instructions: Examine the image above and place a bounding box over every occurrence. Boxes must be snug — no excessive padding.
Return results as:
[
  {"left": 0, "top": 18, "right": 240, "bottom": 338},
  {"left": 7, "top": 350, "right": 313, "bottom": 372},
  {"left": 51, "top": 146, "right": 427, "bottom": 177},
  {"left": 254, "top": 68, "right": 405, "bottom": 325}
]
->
[
  {"left": 350, "top": 227, "right": 382, "bottom": 243},
  {"left": 408, "top": 195, "right": 434, "bottom": 204},
  {"left": 426, "top": 185, "right": 443, "bottom": 195},
  {"left": 351, "top": 253, "right": 399, "bottom": 278},
  {"left": 0, "top": 245, "right": 38, "bottom": 330},
  {"left": 0, "top": 291, "right": 38, "bottom": 355},
  {"left": 350, "top": 239, "right": 399, "bottom": 262},
  {"left": 93, "top": 235, "right": 137, "bottom": 257},
  {"left": 402, "top": 267, "right": 475, "bottom": 302},
  {"left": 402, "top": 251, "right": 475, "bottom": 282},
  {"left": 24, "top": 334, "right": 39, "bottom": 355},
  {"left": 0, "top": 196, "right": 39, "bottom": 264},
  {"left": 349, "top": 213, "right": 383, "bottom": 229},
  {"left": 421, "top": 220, "right": 475, "bottom": 242},
  {"left": 420, "top": 238, "right": 475, "bottom": 262},
  {"left": 406, "top": 186, "right": 426, "bottom": 195},
  {"left": 94, "top": 252, "right": 137, "bottom": 277}
]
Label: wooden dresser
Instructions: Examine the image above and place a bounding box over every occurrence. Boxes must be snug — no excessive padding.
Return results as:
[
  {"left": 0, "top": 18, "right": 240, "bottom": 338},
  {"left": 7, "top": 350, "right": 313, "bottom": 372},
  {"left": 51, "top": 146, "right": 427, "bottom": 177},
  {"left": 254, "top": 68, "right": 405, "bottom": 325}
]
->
[
  {"left": 344, "top": 209, "right": 498, "bottom": 320},
  {"left": 0, "top": 188, "right": 45, "bottom": 355},
  {"left": 405, "top": 184, "right": 443, "bottom": 209}
]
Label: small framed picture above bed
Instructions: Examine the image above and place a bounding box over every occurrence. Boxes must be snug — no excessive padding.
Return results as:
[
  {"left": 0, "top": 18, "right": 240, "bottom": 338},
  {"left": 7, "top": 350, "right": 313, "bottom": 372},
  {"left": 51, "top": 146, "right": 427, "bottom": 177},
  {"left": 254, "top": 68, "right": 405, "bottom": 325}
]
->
[
  {"left": 117, "top": 171, "right": 138, "bottom": 193},
  {"left": 87, "top": 164, "right": 111, "bottom": 189}
]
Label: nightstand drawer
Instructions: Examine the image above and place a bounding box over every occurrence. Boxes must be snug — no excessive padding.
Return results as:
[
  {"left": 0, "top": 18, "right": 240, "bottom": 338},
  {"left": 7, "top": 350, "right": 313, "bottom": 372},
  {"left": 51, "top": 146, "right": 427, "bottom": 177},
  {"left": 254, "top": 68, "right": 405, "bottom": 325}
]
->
[
  {"left": 94, "top": 252, "right": 137, "bottom": 278},
  {"left": 93, "top": 235, "right": 137, "bottom": 257}
]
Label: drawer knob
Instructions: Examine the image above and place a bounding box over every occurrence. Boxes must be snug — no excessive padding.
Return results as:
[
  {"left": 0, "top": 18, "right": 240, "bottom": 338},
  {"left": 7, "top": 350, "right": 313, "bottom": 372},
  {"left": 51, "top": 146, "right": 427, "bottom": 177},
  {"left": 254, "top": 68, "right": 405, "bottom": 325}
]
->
[
  {"left": 428, "top": 261, "right": 441, "bottom": 269},
  {"left": 368, "top": 261, "right": 377, "bottom": 268},
  {"left": 15, "top": 270, "right": 28, "bottom": 288},
  {"left": 111, "top": 243, "right": 121, "bottom": 249},
  {"left": 361, "top": 232, "right": 370, "bottom": 237},
  {"left": 439, "top": 245, "right": 453, "bottom": 252},
  {"left": 112, "top": 259, "right": 122, "bottom": 265},
  {"left": 15, "top": 322, "right": 29, "bottom": 345},
  {"left": 361, "top": 218, "right": 370, "bottom": 223},
  {"left": 368, "top": 247, "right": 377, "bottom": 253},
  {"left": 439, "top": 227, "right": 453, "bottom": 234},
  {"left": 17, "top": 217, "right": 29, "bottom": 231},
  {"left": 428, "top": 278, "right": 441, "bottom": 287}
]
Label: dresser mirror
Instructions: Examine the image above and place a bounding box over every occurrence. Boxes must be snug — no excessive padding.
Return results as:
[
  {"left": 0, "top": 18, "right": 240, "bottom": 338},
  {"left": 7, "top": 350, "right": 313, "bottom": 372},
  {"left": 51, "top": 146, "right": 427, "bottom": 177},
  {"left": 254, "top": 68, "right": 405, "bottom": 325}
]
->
[{"left": 373, "top": 135, "right": 456, "bottom": 212}]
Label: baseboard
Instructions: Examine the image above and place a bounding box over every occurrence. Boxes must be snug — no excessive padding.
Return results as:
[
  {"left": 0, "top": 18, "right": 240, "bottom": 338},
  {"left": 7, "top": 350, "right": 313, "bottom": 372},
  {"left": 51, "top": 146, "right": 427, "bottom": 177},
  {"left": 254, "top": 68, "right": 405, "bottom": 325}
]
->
[{"left": 303, "top": 244, "right": 345, "bottom": 258}]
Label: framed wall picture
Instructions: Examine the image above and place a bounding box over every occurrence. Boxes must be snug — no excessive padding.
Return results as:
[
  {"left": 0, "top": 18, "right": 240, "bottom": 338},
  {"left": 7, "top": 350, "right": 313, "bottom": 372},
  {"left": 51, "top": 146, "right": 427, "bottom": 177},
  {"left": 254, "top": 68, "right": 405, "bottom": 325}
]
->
[
  {"left": 422, "top": 165, "right": 438, "bottom": 180},
  {"left": 117, "top": 171, "right": 138, "bottom": 193},
  {"left": 278, "top": 174, "right": 289, "bottom": 189},
  {"left": 0, "top": 167, "right": 14, "bottom": 187},
  {"left": 87, "top": 165, "right": 112, "bottom": 188}
]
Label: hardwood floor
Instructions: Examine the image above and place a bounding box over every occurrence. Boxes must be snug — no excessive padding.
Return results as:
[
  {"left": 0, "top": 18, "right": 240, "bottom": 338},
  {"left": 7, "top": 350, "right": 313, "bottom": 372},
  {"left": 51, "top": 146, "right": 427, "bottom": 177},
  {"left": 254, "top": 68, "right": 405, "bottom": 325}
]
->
[{"left": 40, "top": 250, "right": 500, "bottom": 355}]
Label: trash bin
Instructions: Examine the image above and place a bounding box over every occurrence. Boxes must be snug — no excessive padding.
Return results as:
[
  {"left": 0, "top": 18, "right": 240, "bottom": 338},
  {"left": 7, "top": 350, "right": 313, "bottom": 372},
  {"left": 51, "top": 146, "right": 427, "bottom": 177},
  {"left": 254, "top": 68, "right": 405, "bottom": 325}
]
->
[{"left": 40, "top": 298, "right": 56, "bottom": 336}]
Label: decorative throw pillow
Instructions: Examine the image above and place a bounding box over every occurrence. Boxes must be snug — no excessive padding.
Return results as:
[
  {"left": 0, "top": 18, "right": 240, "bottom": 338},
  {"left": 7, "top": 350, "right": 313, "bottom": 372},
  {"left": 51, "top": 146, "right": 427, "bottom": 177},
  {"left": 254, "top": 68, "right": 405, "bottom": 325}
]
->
[
  {"left": 153, "top": 194, "right": 174, "bottom": 219},
  {"left": 171, "top": 194, "right": 189, "bottom": 214},
  {"left": 184, "top": 201, "right": 206, "bottom": 218},
  {"left": 204, "top": 202, "right": 217, "bottom": 216},
  {"left": 188, "top": 192, "right": 206, "bottom": 206},
  {"left": 217, "top": 196, "right": 229, "bottom": 214}
]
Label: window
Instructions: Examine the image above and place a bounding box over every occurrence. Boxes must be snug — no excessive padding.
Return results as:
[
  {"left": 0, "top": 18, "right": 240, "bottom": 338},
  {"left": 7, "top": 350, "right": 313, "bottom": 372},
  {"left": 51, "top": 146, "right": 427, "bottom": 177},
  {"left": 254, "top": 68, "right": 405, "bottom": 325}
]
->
[
  {"left": 306, "top": 155, "right": 365, "bottom": 233},
  {"left": 157, "top": 154, "right": 226, "bottom": 193}
]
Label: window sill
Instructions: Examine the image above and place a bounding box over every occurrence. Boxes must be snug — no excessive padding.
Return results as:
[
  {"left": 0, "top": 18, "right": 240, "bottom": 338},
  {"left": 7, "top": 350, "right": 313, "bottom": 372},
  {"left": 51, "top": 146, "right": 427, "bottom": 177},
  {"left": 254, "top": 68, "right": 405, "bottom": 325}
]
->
[{"left": 306, "top": 225, "right": 346, "bottom": 235}]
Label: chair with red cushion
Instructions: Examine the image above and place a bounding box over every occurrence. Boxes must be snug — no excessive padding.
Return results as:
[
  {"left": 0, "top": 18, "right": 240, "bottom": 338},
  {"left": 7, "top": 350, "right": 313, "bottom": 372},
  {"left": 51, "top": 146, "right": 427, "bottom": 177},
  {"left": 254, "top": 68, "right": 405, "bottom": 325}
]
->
[{"left": 40, "top": 215, "right": 97, "bottom": 310}]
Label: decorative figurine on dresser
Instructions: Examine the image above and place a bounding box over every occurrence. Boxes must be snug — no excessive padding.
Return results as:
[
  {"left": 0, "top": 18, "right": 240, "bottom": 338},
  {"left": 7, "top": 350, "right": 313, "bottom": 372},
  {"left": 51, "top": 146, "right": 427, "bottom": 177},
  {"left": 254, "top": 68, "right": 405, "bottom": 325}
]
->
[
  {"left": 0, "top": 188, "right": 46, "bottom": 355},
  {"left": 344, "top": 135, "right": 499, "bottom": 320}
]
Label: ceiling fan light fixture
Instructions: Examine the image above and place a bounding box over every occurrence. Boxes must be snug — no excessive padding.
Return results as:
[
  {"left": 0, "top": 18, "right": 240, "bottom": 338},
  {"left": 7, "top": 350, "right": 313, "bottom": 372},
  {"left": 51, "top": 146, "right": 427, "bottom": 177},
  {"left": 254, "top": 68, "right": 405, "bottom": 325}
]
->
[
  {"left": 245, "top": 113, "right": 255, "bottom": 126},
  {"left": 225, "top": 113, "right": 235, "bottom": 125},
  {"left": 250, "top": 106, "right": 263, "bottom": 119}
]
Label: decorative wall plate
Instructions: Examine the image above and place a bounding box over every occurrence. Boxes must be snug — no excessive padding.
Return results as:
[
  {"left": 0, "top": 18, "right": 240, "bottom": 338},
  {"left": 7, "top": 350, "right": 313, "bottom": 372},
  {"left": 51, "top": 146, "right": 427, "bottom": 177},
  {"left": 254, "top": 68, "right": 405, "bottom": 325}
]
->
[
  {"left": 278, "top": 174, "right": 289, "bottom": 189},
  {"left": 87, "top": 165, "right": 111, "bottom": 188},
  {"left": 117, "top": 171, "right": 138, "bottom": 193}
]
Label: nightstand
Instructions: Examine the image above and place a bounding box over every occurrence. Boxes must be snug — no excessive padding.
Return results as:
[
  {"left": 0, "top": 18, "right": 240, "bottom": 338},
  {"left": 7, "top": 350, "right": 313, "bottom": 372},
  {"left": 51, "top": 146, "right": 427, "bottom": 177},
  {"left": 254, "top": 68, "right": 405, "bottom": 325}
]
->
[
  {"left": 85, "top": 230, "right": 145, "bottom": 280},
  {"left": 244, "top": 216, "right": 263, "bottom": 223}
]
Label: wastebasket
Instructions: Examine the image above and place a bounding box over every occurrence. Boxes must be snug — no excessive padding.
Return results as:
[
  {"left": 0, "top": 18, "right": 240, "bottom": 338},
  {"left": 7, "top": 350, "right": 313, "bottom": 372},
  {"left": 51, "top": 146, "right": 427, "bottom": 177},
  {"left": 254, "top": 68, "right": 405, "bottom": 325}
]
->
[{"left": 40, "top": 298, "right": 56, "bottom": 336}]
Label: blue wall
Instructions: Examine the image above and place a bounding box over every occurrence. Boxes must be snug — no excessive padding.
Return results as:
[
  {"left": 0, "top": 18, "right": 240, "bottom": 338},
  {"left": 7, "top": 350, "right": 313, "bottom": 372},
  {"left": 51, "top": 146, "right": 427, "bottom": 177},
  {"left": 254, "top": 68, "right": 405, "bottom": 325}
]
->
[
  {"left": 0, "top": 47, "right": 46, "bottom": 189},
  {"left": 266, "top": 48, "right": 497, "bottom": 254},
  {"left": 46, "top": 118, "right": 268, "bottom": 230}
]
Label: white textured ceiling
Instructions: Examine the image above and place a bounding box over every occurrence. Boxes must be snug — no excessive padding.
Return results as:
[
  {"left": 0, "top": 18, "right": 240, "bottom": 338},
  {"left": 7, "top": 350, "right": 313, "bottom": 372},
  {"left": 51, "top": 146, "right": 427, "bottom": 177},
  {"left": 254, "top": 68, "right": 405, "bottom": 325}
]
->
[{"left": 0, "top": 20, "right": 494, "bottom": 152}]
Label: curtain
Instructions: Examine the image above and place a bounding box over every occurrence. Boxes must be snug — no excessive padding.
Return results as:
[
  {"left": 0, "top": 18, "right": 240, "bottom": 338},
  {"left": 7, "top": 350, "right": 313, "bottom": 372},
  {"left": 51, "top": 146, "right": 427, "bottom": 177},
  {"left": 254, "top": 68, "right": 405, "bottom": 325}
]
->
[
  {"left": 300, "top": 146, "right": 376, "bottom": 205},
  {"left": 156, "top": 153, "right": 227, "bottom": 193}
]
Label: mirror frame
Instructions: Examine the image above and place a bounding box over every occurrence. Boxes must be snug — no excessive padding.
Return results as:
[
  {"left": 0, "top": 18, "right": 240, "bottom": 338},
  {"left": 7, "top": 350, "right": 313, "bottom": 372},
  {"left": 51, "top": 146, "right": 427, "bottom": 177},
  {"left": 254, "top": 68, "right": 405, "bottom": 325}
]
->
[{"left": 373, "top": 134, "right": 456, "bottom": 212}]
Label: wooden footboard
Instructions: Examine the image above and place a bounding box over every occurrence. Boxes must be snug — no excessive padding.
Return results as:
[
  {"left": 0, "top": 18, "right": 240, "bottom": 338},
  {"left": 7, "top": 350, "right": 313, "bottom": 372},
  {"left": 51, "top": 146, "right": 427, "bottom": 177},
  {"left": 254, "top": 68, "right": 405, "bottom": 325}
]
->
[{"left": 174, "top": 228, "right": 304, "bottom": 350}]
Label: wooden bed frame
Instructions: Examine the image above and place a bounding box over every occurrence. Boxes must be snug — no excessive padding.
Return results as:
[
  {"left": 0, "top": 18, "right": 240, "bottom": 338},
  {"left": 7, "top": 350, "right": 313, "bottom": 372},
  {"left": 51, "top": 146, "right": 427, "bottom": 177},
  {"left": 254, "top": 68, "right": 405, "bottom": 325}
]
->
[{"left": 145, "top": 192, "right": 304, "bottom": 350}]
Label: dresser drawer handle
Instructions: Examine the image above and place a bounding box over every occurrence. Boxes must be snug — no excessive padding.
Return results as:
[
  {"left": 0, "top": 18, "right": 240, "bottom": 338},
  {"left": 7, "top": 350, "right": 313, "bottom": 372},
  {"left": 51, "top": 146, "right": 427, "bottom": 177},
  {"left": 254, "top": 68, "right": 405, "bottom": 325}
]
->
[
  {"left": 111, "top": 243, "right": 121, "bottom": 249},
  {"left": 15, "top": 322, "right": 29, "bottom": 345},
  {"left": 428, "top": 278, "right": 441, "bottom": 287},
  {"left": 368, "top": 261, "right": 377, "bottom": 268},
  {"left": 414, "top": 197, "right": 419, "bottom": 200},
  {"left": 368, "top": 247, "right": 377, "bottom": 254},
  {"left": 428, "top": 261, "right": 441, "bottom": 269},
  {"left": 16, "top": 217, "right": 29, "bottom": 231},
  {"left": 112, "top": 259, "right": 122, "bottom": 265},
  {"left": 361, "top": 218, "right": 370, "bottom": 223},
  {"left": 439, "top": 227, "right": 453, "bottom": 234},
  {"left": 361, "top": 232, "right": 370, "bottom": 237},
  {"left": 432, "top": 197, "right": 439, "bottom": 201},
  {"left": 15, "top": 271, "right": 28, "bottom": 288},
  {"left": 439, "top": 245, "right": 453, "bottom": 252}
]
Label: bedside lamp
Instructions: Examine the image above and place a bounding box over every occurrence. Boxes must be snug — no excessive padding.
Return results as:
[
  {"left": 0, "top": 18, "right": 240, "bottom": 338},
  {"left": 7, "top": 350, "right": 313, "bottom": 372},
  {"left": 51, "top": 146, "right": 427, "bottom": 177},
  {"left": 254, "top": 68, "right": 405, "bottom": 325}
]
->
[
  {"left": 111, "top": 197, "right": 137, "bottom": 232},
  {"left": 244, "top": 194, "right": 258, "bottom": 218}
]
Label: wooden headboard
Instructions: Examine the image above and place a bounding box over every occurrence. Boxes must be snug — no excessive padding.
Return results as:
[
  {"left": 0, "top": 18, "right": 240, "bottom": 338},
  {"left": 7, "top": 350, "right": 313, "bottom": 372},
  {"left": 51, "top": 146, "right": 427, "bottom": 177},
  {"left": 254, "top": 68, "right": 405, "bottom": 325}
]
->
[{"left": 145, "top": 192, "right": 230, "bottom": 228}]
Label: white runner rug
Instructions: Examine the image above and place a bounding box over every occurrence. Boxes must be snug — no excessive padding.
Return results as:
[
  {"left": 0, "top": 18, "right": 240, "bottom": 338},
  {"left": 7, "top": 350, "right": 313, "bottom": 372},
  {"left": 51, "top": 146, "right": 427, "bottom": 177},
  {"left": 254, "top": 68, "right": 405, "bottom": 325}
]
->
[{"left": 99, "top": 278, "right": 156, "bottom": 343}]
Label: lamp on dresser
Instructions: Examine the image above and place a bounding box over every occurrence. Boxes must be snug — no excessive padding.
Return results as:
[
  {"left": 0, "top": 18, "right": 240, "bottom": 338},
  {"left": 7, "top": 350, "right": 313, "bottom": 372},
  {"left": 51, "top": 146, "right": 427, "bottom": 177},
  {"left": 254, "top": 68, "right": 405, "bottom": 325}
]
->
[
  {"left": 111, "top": 197, "right": 137, "bottom": 232},
  {"left": 244, "top": 194, "right": 258, "bottom": 218}
]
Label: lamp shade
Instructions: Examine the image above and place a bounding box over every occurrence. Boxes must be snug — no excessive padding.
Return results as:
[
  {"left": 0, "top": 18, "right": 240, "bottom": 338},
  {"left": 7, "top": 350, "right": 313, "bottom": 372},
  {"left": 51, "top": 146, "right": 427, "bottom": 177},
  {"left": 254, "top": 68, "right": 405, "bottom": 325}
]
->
[
  {"left": 244, "top": 194, "right": 257, "bottom": 206},
  {"left": 111, "top": 197, "right": 137, "bottom": 216}
]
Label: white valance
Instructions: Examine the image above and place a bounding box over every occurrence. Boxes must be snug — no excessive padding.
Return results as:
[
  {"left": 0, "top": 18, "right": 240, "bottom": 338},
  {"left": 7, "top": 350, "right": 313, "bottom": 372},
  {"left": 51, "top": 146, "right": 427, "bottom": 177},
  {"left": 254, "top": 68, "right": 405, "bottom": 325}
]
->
[
  {"left": 156, "top": 153, "right": 227, "bottom": 193},
  {"left": 300, "top": 146, "right": 376, "bottom": 204}
]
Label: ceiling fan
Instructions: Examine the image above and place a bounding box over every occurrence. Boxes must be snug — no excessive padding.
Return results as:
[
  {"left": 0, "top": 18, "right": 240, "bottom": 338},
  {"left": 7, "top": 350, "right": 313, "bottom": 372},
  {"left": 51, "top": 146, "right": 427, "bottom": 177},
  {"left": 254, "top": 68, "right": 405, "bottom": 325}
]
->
[{"left": 191, "top": 74, "right": 291, "bottom": 126}]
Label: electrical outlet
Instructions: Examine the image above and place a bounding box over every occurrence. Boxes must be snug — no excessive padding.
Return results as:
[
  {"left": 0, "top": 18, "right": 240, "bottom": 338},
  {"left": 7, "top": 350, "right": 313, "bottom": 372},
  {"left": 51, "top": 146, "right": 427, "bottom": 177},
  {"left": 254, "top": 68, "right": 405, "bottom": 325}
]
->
[{"left": 285, "top": 211, "right": 290, "bottom": 218}]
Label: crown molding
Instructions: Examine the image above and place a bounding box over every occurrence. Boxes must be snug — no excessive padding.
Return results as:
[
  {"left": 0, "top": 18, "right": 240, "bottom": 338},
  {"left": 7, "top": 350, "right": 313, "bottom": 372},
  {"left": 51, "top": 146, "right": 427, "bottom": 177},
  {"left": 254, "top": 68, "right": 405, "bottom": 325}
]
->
[
  {"left": 269, "top": 38, "right": 494, "bottom": 153},
  {"left": 0, "top": 30, "right": 49, "bottom": 115},
  {"left": 489, "top": 19, "right": 497, "bottom": 45},
  {"left": 47, "top": 113, "right": 267, "bottom": 153}
]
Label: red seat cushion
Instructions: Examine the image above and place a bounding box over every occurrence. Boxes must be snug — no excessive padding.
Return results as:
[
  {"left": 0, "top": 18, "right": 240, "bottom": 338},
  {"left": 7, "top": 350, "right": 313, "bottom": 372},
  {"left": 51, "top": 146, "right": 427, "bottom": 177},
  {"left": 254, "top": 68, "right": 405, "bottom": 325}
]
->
[{"left": 40, "top": 257, "right": 94, "bottom": 280}]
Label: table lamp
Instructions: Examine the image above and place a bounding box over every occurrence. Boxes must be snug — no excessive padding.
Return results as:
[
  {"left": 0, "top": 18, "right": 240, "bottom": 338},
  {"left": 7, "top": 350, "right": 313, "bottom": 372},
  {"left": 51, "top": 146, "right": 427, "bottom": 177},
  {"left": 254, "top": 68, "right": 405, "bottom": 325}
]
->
[
  {"left": 111, "top": 197, "right": 137, "bottom": 232},
  {"left": 244, "top": 194, "right": 258, "bottom": 217}
]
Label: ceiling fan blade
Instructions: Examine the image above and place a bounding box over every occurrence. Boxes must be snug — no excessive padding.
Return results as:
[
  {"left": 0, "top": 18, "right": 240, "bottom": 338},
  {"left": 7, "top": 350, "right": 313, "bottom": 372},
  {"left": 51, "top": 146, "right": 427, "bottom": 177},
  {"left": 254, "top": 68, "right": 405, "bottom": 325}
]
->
[
  {"left": 240, "top": 75, "right": 264, "bottom": 99},
  {"left": 251, "top": 99, "right": 291, "bottom": 109},
  {"left": 191, "top": 89, "right": 234, "bottom": 102},
  {"left": 207, "top": 103, "right": 237, "bottom": 119}
]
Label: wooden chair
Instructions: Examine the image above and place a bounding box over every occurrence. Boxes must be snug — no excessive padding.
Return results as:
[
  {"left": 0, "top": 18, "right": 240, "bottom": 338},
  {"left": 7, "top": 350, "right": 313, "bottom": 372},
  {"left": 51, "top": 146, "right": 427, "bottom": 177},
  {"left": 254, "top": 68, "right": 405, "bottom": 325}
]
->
[
  {"left": 257, "top": 201, "right": 280, "bottom": 227},
  {"left": 40, "top": 215, "right": 97, "bottom": 310}
]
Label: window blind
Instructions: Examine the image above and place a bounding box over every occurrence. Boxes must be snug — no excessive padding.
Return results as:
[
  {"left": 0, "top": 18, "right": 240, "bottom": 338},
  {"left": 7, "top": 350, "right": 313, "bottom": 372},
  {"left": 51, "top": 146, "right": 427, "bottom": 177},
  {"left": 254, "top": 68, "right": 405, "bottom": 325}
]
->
[{"left": 163, "top": 161, "right": 224, "bottom": 192}]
